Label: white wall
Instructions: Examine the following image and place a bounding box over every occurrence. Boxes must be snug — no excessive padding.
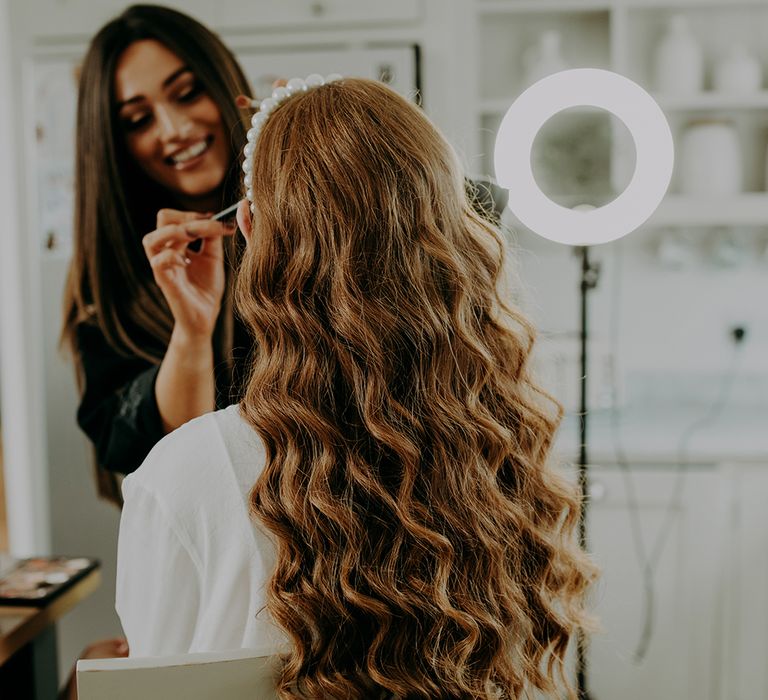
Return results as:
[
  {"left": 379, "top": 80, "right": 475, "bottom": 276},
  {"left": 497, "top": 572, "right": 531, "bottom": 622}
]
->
[
  {"left": 0, "top": 0, "right": 51, "bottom": 557},
  {"left": 516, "top": 227, "right": 768, "bottom": 381},
  {"left": 41, "top": 255, "right": 125, "bottom": 676}
]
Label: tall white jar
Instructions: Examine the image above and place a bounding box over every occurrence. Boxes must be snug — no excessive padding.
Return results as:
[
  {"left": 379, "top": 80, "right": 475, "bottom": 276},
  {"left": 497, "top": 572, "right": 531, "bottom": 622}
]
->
[
  {"left": 679, "top": 119, "right": 742, "bottom": 195},
  {"left": 654, "top": 14, "right": 704, "bottom": 94}
]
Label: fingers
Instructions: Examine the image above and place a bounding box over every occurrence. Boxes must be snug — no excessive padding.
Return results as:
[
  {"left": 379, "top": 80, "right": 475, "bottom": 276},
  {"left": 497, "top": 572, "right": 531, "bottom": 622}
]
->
[
  {"left": 81, "top": 638, "right": 130, "bottom": 660},
  {"left": 156, "top": 208, "right": 209, "bottom": 228},
  {"left": 185, "top": 218, "right": 237, "bottom": 240},
  {"left": 142, "top": 220, "right": 235, "bottom": 258},
  {"left": 143, "top": 224, "right": 189, "bottom": 258},
  {"left": 235, "top": 94, "right": 254, "bottom": 109},
  {"left": 149, "top": 247, "right": 190, "bottom": 277}
]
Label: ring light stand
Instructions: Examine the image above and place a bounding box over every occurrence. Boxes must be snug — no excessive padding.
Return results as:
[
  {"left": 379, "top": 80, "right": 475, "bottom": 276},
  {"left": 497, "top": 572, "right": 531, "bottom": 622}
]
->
[
  {"left": 494, "top": 69, "right": 673, "bottom": 699},
  {"left": 576, "top": 242, "right": 600, "bottom": 697}
]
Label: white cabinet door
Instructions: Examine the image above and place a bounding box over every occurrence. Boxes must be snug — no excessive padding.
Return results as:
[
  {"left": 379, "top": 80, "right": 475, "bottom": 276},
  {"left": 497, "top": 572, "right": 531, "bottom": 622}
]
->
[
  {"left": 723, "top": 463, "right": 768, "bottom": 700},
  {"left": 586, "top": 464, "right": 729, "bottom": 700}
]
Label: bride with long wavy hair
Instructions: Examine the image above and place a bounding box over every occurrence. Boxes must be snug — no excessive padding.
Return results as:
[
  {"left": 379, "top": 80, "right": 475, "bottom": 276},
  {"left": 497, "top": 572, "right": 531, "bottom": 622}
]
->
[{"left": 233, "top": 77, "right": 596, "bottom": 698}]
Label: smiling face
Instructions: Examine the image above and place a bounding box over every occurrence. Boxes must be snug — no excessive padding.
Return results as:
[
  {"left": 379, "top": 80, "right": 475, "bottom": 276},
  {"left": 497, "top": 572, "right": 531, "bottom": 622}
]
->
[{"left": 114, "top": 39, "right": 230, "bottom": 208}]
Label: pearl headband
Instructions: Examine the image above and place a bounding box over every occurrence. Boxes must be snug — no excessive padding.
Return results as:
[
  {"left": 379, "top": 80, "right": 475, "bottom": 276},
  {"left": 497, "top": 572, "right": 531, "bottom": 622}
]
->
[{"left": 242, "top": 73, "right": 343, "bottom": 211}]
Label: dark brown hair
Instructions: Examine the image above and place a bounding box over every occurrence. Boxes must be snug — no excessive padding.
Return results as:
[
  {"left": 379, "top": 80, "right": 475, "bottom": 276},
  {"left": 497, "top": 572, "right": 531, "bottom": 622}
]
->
[
  {"left": 61, "top": 4, "right": 252, "bottom": 499},
  {"left": 237, "top": 78, "right": 596, "bottom": 699}
]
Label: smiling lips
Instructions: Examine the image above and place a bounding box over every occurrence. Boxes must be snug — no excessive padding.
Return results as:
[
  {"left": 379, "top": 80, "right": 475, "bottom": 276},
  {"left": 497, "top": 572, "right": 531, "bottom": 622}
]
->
[{"left": 166, "top": 136, "right": 212, "bottom": 169}]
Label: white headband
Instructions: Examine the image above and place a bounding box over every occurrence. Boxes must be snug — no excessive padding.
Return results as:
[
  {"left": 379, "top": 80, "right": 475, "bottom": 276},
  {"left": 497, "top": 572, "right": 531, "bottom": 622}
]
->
[{"left": 242, "top": 73, "right": 343, "bottom": 211}]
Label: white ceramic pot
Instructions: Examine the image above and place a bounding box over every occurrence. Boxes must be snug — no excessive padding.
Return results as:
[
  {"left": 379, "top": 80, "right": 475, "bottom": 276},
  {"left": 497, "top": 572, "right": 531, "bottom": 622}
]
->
[
  {"left": 679, "top": 120, "right": 742, "bottom": 195},
  {"left": 654, "top": 14, "right": 704, "bottom": 94},
  {"left": 713, "top": 46, "right": 762, "bottom": 93}
]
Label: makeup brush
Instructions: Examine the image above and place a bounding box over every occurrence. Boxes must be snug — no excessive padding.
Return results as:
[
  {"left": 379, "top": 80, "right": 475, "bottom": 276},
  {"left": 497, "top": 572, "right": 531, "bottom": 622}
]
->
[
  {"left": 186, "top": 202, "right": 240, "bottom": 253},
  {"left": 210, "top": 201, "right": 239, "bottom": 222}
]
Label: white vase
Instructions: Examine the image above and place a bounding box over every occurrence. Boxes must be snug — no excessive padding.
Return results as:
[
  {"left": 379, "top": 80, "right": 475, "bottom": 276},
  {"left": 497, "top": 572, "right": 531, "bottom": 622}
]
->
[
  {"left": 654, "top": 14, "right": 704, "bottom": 94},
  {"left": 713, "top": 46, "right": 762, "bottom": 93},
  {"left": 679, "top": 120, "right": 742, "bottom": 195},
  {"left": 522, "top": 31, "right": 569, "bottom": 87}
]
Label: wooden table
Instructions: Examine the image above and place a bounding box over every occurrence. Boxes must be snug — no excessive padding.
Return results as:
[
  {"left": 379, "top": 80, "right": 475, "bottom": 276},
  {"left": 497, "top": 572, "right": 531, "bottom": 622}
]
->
[{"left": 0, "top": 566, "right": 101, "bottom": 700}]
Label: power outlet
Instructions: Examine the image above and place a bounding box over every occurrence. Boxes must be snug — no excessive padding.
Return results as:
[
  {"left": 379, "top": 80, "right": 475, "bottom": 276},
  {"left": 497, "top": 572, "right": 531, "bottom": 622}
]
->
[{"left": 730, "top": 325, "right": 747, "bottom": 344}]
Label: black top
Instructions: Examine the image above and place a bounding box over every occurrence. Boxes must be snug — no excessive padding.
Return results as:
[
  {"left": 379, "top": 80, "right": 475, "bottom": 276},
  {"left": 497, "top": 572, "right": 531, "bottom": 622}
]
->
[{"left": 75, "top": 317, "right": 252, "bottom": 476}]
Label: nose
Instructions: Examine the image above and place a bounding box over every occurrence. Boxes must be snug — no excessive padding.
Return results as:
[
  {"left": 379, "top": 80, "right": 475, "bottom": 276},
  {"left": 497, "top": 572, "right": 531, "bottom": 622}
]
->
[{"left": 155, "top": 103, "right": 193, "bottom": 141}]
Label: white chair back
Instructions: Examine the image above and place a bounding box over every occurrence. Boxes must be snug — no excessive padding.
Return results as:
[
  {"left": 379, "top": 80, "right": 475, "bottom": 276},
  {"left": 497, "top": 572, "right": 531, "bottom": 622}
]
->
[{"left": 76, "top": 647, "right": 280, "bottom": 700}]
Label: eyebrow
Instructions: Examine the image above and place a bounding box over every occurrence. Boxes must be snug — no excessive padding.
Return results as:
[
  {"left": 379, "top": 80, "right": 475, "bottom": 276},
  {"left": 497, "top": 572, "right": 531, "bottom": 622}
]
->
[{"left": 116, "top": 66, "right": 193, "bottom": 109}]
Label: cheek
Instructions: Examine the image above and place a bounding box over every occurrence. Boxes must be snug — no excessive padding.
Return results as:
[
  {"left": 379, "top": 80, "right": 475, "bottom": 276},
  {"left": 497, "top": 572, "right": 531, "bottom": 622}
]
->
[
  {"left": 125, "top": 132, "right": 157, "bottom": 171},
  {"left": 188, "top": 101, "right": 230, "bottom": 172},
  {"left": 211, "top": 134, "right": 233, "bottom": 178},
  {"left": 195, "top": 97, "right": 225, "bottom": 132}
]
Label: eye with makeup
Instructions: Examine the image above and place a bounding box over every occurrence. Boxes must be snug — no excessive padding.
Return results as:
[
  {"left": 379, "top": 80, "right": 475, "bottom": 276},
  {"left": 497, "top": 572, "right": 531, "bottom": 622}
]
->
[
  {"left": 121, "top": 110, "right": 152, "bottom": 132},
  {"left": 119, "top": 74, "right": 205, "bottom": 133},
  {"left": 175, "top": 78, "right": 204, "bottom": 104}
]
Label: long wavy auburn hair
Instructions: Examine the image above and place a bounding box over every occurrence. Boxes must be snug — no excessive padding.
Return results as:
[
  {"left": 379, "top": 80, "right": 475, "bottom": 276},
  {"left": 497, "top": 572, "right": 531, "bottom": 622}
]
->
[{"left": 236, "top": 78, "right": 597, "bottom": 699}]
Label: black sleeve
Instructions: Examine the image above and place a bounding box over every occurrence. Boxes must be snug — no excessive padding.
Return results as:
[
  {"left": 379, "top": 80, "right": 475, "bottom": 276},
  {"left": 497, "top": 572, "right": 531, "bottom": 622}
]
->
[{"left": 75, "top": 323, "right": 166, "bottom": 475}]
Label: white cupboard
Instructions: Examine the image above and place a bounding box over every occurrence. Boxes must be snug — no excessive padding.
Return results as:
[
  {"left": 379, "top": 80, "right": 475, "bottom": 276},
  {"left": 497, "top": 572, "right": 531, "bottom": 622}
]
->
[
  {"left": 721, "top": 463, "right": 768, "bottom": 700},
  {"left": 586, "top": 463, "right": 731, "bottom": 699},
  {"left": 469, "top": 0, "right": 768, "bottom": 228}
]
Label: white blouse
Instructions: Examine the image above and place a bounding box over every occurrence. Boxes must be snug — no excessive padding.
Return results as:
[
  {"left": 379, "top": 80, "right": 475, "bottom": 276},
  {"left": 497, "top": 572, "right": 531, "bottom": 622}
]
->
[{"left": 116, "top": 404, "right": 288, "bottom": 657}]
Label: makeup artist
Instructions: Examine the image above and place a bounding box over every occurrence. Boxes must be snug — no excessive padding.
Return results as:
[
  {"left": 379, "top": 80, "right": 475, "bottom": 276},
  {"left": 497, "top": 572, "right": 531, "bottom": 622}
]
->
[{"left": 62, "top": 5, "right": 253, "bottom": 504}]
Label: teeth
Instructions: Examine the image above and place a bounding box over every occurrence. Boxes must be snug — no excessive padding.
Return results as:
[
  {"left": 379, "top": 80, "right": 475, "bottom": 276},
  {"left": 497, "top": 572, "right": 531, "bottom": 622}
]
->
[{"left": 172, "top": 140, "right": 207, "bottom": 164}]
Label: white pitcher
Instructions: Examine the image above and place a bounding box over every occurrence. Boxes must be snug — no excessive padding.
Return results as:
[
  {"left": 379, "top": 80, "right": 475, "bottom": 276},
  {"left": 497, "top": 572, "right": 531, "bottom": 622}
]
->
[{"left": 654, "top": 14, "right": 704, "bottom": 94}]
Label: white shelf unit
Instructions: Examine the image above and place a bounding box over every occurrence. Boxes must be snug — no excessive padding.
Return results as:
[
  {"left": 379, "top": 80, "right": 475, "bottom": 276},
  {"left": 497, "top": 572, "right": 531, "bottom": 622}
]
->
[
  {"left": 481, "top": 92, "right": 768, "bottom": 116},
  {"left": 472, "top": 0, "right": 768, "bottom": 230},
  {"left": 651, "top": 192, "right": 768, "bottom": 226},
  {"left": 654, "top": 92, "right": 768, "bottom": 111}
]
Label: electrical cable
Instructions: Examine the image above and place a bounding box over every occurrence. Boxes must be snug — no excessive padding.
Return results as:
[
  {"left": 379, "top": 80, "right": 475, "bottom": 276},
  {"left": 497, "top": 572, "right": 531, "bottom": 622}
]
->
[
  {"left": 632, "top": 346, "right": 741, "bottom": 661},
  {"left": 606, "top": 240, "right": 654, "bottom": 663}
]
